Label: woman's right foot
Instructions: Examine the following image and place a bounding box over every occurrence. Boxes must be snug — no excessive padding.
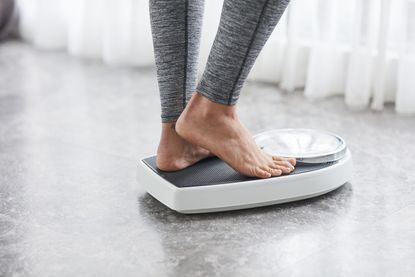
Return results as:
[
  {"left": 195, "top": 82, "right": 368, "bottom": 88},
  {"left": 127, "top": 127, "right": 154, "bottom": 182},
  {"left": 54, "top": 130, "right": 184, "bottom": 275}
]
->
[{"left": 176, "top": 92, "right": 296, "bottom": 179}]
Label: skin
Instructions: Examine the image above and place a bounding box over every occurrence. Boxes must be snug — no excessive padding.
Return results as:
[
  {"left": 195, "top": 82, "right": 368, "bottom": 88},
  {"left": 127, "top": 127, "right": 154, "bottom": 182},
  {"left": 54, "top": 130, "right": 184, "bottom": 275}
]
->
[
  {"left": 157, "top": 92, "right": 296, "bottom": 178},
  {"left": 156, "top": 122, "right": 211, "bottom": 171}
]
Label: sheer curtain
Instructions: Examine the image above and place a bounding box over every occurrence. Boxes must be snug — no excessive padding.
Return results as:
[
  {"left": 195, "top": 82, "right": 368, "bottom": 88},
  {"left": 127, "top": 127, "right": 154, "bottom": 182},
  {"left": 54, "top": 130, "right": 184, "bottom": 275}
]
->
[
  {"left": 17, "top": 0, "right": 154, "bottom": 65},
  {"left": 17, "top": 0, "right": 415, "bottom": 114}
]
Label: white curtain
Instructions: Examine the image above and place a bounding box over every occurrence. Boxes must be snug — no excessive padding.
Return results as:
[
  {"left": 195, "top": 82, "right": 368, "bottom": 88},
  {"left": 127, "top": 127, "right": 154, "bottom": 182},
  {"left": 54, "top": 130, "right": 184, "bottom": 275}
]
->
[
  {"left": 17, "top": 0, "right": 415, "bottom": 114},
  {"left": 17, "top": 0, "right": 154, "bottom": 65}
]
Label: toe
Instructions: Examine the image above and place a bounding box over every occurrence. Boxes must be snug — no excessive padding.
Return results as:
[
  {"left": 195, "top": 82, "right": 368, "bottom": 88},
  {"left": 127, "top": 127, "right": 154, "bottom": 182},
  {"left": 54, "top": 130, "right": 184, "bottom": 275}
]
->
[
  {"left": 274, "top": 160, "right": 294, "bottom": 171},
  {"left": 272, "top": 156, "right": 296, "bottom": 167},
  {"left": 287, "top": 158, "right": 296, "bottom": 166},
  {"left": 260, "top": 165, "right": 282, "bottom": 177},
  {"left": 272, "top": 155, "right": 285, "bottom": 161},
  {"left": 254, "top": 167, "right": 272, "bottom": 178},
  {"left": 278, "top": 165, "right": 292, "bottom": 174},
  {"left": 268, "top": 167, "right": 282, "bottom": 176},
  {"left": 272, "top": 162, "right": 293, "bottom": 174}
]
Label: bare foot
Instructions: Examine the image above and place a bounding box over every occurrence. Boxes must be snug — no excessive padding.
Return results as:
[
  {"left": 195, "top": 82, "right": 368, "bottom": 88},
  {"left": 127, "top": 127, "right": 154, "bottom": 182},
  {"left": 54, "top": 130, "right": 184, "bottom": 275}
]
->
[
  {"left": 176, "top": 93, "right": 296, "bottom": 179},
  {"left": 156, "top": 123, "right": 211, "bottom": 171}
]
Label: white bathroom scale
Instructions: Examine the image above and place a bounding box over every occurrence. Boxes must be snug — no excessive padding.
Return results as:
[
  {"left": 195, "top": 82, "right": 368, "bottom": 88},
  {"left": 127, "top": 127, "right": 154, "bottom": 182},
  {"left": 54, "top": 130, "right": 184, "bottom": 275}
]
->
[{"left": 137, "top": 129, "right": 353, "bottom": 214}]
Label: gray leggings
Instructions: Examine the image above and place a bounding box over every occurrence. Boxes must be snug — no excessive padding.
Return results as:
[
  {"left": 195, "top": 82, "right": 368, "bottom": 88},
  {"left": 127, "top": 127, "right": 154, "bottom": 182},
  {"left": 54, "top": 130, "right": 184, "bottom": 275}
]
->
[{"left": 149, "top": 0, "right": 290, "bottom": 123}]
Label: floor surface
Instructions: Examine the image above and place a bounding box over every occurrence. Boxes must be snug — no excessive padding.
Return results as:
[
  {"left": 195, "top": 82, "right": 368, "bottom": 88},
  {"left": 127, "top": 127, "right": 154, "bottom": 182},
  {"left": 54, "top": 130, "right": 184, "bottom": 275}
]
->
[{"left": 1, "top": 41, "right": 415, "bottom": 277}]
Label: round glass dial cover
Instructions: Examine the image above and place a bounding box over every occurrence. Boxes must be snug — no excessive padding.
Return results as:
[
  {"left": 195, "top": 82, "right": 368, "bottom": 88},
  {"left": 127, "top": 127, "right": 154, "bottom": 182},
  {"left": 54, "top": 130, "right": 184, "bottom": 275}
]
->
[{"left": 254, "top": 129, "right": 346, "bottom": 163}]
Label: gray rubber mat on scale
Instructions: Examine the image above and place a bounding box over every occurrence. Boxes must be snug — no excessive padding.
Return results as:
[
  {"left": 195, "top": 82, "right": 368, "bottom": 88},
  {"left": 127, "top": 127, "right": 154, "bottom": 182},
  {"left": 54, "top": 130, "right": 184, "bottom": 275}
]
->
[{"left": 142, "top": 156, "right": 336, "bottom": 188}]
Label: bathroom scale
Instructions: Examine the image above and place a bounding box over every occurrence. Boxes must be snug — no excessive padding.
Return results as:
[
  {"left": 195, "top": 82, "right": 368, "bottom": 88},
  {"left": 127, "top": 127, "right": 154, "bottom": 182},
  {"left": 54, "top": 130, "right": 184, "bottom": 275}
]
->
[{"left": 137, "top": 129, "right": 353, "bottom": 214}]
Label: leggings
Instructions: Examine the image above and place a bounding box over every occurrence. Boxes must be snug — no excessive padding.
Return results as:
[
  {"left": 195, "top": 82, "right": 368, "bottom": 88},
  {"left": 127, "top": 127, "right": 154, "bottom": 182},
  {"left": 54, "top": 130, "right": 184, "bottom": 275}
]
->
[{"left": 149, "top": 0, "right": 290, "bottom": 123}]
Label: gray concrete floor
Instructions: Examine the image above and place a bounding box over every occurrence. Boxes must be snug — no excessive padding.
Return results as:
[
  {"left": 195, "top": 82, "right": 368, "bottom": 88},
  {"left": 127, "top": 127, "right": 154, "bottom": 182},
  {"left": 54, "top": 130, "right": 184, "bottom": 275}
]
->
[{"left": 1, "top": 41, "right": 415, "bottom": 277}]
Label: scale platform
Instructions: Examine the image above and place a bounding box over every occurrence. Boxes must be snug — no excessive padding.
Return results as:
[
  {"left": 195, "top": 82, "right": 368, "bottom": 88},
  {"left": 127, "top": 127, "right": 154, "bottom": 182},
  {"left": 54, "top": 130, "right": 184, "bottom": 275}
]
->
[{"left": 137, "top": 129, "right": 353, "bottom": 214}]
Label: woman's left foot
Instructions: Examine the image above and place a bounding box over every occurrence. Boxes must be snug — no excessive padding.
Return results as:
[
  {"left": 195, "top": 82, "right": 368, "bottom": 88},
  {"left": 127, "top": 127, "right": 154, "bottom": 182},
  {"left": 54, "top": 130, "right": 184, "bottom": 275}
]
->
[{"left": 156, "top": 123, "right": 211, "bottom": 171}]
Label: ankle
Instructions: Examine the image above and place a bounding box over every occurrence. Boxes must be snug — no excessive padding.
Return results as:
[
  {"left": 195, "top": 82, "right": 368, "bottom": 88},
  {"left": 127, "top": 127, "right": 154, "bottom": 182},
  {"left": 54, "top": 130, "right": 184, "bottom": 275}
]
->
[
  {"left": 161, "top": 122, "right": 176, "bottom": 133},
  {"left": 159, "top": 122, "right": 179, "bottom": 145},
  {"left": 186, "top": 92, "right": 237, "bottom": 120}
]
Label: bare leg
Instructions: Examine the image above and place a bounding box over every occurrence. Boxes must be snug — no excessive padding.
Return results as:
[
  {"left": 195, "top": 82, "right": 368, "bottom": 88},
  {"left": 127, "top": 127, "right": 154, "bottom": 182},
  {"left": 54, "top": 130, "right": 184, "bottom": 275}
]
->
[
  {"left": 149, "top": 0, "right": 210, "bottom": 171},
  {"left": 176, "top": 0, "right": 295, "bottom": 178}
]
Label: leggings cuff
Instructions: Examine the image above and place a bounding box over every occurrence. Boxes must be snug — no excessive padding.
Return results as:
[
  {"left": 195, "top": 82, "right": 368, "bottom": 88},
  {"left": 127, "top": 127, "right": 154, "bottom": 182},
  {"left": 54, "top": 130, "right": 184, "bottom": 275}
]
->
[
  {"left": 196, "top": 79, "right": 237, "bottom": 106},
  {"left": 161, "top": 114, "right": 181, "bottom": 123}
]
